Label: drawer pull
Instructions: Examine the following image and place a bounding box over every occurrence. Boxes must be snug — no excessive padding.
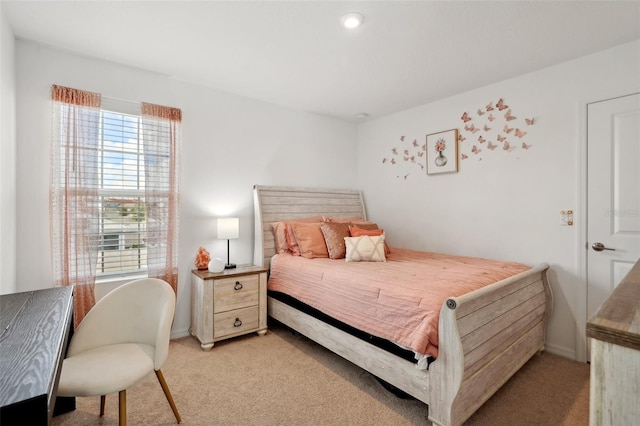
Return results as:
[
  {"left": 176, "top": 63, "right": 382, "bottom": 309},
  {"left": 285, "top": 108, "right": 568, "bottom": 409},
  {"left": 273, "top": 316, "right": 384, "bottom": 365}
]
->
[
  {"left": 234, "top": 281, "right": 243, "bottom": 291},
  {"left": 234, "top": 318, "right": 242, "bottom": 327}
]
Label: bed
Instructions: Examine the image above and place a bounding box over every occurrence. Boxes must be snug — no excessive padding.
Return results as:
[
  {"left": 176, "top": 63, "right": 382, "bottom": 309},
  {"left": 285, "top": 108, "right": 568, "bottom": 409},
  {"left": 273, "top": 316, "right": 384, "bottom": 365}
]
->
[{"left": 253, "top": 185, "right": 551, "bottom": 426}]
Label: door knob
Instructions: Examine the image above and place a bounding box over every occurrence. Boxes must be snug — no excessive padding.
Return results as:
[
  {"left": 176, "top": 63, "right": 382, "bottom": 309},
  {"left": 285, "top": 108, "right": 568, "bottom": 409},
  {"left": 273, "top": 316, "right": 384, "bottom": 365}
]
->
[{"left": 592, "top": 242, "right": 615, "bottom": 252}]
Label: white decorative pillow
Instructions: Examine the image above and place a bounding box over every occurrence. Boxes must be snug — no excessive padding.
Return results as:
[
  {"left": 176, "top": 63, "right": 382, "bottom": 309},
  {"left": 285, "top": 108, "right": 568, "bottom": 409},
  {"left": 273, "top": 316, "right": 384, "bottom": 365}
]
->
[{"left": 344, "top": 235, "right": 386, "bottom": 262}]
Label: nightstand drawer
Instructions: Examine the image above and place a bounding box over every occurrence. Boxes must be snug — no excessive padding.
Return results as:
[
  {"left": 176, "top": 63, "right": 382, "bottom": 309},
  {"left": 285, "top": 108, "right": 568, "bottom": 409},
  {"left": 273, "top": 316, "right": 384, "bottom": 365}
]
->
[
  {"left": 214, "top": 275, "right": 260, "bottom": 313},
  {"left": 214, "top": 306, "right": 259, "bottom": 338}
]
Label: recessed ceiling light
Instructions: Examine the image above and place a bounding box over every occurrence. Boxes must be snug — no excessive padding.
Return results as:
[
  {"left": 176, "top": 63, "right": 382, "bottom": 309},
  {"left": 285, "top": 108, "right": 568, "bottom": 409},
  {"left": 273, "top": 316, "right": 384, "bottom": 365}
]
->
[
  {"left": 340, "top": 12, "right": 364, "bottom": 29},
  {"left": 356, "top": 113, "right": 370, "bottom": 120}
]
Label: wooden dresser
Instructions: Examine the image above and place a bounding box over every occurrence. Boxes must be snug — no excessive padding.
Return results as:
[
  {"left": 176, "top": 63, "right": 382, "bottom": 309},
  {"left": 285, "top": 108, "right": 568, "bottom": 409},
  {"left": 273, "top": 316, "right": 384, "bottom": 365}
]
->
[
  {"left": 586, "top": 259, "right": 640, "bottom": 426},
  {"left": 190, "top": 265, "right": 268, "bottom": 350}
]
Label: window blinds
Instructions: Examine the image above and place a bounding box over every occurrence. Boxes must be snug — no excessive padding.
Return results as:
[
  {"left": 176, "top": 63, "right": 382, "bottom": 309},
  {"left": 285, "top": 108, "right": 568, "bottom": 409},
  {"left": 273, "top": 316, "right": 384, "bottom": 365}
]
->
[{"left": 96, "top": 110, "right": 148, "bottom": 276}]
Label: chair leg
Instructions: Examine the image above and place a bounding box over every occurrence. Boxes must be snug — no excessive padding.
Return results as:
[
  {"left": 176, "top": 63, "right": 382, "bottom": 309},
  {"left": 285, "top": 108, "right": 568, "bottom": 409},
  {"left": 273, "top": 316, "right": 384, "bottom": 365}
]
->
[
  {"left": 155, "top": 369, "right": 182, "bottom": 424},
  {"left": 119, "top": 390, "right": 126, "bottom": 426},
  {"left": 100, "top": 395, "right": 106, "bottom": 417}
]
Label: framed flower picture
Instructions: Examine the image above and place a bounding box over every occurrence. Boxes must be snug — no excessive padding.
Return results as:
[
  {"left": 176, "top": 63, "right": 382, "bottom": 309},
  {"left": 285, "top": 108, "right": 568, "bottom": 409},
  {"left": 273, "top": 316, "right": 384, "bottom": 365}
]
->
[{"left": 426, "top": 129, "right": 458, "bottom": 175}]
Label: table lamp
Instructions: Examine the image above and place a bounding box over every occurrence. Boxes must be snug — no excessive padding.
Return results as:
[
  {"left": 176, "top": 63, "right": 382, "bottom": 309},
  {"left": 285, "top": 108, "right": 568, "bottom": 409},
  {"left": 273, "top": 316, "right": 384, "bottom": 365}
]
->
[{"left": 217, "top": 217, "right": 239, "bottom": 269}]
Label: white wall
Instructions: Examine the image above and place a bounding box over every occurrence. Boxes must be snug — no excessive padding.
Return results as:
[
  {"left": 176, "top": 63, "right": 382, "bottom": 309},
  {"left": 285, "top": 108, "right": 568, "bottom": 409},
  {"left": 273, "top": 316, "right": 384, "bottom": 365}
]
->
[
  {"left": 0, "top": 9, "right": 17, "bottom": 295},
  {"left": 11, "top": 34, "right": 640, "bottom": 359},
  {"left": 14, "top": 40, "right": 357, "bottom": 337},
  {"left": 357, "top": 40, "right": 640, "bottom": 360}
]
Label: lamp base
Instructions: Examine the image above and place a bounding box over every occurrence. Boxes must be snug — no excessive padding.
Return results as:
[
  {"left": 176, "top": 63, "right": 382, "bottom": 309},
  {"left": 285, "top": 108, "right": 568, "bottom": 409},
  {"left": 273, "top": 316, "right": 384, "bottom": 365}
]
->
[{"left": 224, "top": 263, "right": 236, "bottom": 269}]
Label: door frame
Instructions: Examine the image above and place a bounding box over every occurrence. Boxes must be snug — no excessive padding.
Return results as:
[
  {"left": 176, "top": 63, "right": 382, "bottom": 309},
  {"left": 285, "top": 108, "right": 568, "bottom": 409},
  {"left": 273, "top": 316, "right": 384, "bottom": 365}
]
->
[
  {"left": 577, "top": 92, "right": 640, "bottom": 363},
  {"left": 577, "top": 98, "right": 589, "bottom": 363}
]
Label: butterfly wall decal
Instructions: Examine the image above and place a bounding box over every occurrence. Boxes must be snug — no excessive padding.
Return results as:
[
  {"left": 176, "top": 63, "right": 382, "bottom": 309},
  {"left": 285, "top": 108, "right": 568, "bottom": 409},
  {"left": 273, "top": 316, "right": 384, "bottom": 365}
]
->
[
  {"left": 514, "top": 128, "right": 527, "bottom": 138},
  {"left": 504, "top": 109, "right": 516, "bottom": 121},
  {"left": 406, "top": 97, "right": 537, "bottom": 172},
  {"left": 464, "top": 123, "right": 480, "bottom": 133},
  {"left": 392, "top": 148, "right": 398, "bottom": 155},
  {"left": 400, "top": 136, "right": 405, "bottom": 142},
  {"left": 382, "top": 158, "right": 387, "bottom": 163},
  {"left": 503, "top": 141, "right": 516, "bottom": 152},
  {"left": 391, "top": 158, "right": 396, "bottom": 164}
]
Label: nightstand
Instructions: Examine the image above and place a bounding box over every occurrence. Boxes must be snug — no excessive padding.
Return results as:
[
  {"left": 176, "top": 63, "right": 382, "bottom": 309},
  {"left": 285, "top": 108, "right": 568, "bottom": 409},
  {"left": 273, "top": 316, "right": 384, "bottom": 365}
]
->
[{"left": 190, "top": 265, "right": 268, "bottom": 350}]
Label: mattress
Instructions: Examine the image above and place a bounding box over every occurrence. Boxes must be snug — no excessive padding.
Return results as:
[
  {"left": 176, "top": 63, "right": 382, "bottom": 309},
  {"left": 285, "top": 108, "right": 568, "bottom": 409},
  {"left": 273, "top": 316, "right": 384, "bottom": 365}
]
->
[
  {"left": 267, "top": 248, "right": 530, "bottom": 362},
  {"left": 268, "top": 289, "right": 420, "bottom": 363}
]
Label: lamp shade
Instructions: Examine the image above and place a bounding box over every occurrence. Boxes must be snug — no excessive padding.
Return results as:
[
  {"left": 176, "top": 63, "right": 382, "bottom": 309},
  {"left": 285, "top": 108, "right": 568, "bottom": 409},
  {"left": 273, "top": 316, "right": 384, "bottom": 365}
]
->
[{"left": 217, "top": 217, "right": 239, "bottom": 240}]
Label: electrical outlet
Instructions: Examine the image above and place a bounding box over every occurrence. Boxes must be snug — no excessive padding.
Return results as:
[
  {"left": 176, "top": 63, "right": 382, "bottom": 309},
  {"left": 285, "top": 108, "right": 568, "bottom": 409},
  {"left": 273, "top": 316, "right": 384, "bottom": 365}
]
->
[{"left": 560, "top": 210, "right": 574, "bottom": 226}]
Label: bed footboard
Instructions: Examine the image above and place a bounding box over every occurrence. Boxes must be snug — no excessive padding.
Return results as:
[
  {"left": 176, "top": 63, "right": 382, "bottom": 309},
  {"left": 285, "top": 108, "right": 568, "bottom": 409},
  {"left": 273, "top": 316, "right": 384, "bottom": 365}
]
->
[{"left": 428, "top": 263, "right": 551, "bottom": 426}]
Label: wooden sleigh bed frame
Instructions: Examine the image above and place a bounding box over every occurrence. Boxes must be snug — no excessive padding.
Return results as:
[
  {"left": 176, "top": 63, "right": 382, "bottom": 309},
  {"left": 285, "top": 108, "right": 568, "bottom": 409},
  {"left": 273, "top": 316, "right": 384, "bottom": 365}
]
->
[{"left": 253, "top": 185, "right": 551, "bottom": 426}]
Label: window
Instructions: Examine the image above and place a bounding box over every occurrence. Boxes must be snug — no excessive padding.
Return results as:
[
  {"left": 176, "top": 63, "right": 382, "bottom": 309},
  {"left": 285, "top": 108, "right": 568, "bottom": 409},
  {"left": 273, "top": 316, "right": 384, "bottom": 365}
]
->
[
  {"left": 96, "top": 108, "right": 148, "bottom": 278},
  {"left": 52, "top": 98, "right": 154, "bottom": 280},
  {"left": 51, "top": 85, "right": 181, "bottom": 325}
]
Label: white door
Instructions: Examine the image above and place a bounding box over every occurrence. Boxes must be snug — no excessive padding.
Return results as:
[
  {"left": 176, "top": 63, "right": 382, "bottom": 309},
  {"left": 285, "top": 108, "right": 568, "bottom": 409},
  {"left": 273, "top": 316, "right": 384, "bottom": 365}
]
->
[{"left": 587, "top": 93, "right": 640, "bottom": 332}]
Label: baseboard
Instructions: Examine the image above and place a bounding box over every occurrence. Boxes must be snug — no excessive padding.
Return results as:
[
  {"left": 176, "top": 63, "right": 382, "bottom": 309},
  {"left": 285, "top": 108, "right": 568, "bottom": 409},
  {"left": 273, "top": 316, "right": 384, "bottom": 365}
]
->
[
  {"left": 170, "top": 327, "right": 191, "bottom": 340},
  {"left": 545, "top": 342, "right": 577, "bottom": 360}
]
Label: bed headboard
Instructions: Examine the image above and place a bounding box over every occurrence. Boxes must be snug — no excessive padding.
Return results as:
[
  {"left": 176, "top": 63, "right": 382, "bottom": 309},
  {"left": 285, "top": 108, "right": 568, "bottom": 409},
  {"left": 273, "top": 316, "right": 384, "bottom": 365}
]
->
[{"left": 253, "top": 185, "right": 367, "bottom": 269}]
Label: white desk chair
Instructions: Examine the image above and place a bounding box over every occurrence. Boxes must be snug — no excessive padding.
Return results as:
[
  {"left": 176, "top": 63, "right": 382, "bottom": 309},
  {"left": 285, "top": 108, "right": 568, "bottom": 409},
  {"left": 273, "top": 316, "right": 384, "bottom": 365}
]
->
[{"left": 57, "top": 278, "right": 181, "bottom": 425}]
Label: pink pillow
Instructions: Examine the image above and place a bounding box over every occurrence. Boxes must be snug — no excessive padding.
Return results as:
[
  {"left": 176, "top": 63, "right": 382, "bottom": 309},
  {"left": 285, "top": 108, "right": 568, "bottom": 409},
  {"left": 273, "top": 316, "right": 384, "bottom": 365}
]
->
[
  {"left": 350, "top": 225, "right": 391, "bottom": 255},
  {"left": 349, "top": 226, "right": 384, "bottom": 237},
  {"left": 290, "top": 222, "right": 328, "bottom": 259},
  {"left": 270, "top": 216, "right": 323, "bottom": 255},
  {"left": 271, "top": 222, "right": 289, "bottom": 254},
  {"left": 285, "top": 223, "right": 302, "bottom": 256}
]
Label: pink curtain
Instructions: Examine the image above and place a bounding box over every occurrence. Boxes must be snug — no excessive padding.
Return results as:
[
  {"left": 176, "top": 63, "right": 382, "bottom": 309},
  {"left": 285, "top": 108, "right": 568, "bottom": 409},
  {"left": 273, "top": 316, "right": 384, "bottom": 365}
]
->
[
  {"left": 141, "top": 102, "right": 181, "bottom": 293},
  {"left": 50, "top": 85, "right": 101, "bottom": 328}
]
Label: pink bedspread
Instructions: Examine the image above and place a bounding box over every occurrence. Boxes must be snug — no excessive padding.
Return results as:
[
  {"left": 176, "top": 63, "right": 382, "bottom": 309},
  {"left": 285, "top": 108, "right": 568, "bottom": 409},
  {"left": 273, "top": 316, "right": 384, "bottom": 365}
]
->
[{"left": 267, "top": 248, "right": 530, "bottom": 359}]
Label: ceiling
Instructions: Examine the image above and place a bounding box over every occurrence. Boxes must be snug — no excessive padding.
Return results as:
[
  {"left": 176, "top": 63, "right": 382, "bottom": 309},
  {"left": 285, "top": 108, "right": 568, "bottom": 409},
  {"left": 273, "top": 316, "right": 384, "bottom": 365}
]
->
[{"left": 3, "top": 1, "right": 640, "bottom": 121}]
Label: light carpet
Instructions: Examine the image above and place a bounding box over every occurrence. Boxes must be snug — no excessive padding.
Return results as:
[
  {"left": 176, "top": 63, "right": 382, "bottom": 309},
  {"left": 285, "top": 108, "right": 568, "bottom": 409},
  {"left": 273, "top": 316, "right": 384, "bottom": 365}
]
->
[{"left": 51, "top": 323, "right": 589, "bottom": 425}]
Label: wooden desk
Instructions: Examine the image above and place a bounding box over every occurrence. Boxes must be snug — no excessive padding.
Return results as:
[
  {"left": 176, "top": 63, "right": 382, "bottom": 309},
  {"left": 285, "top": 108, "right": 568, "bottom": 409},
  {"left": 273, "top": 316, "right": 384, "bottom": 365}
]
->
[
  {"left": 0, "top": 287, "right": 74, "bottom": 425},
  {"left": 587, "top": 259, "right": 640, "bottom": 426}
]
